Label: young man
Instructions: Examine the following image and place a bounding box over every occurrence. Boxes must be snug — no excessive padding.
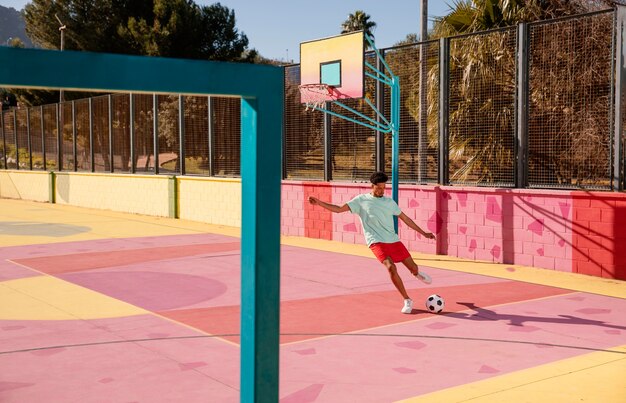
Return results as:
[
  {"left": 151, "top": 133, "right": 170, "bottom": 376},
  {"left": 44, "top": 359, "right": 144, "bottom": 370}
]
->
[{"left": 308, "top": 171, "right": 436, "bottom": 314}]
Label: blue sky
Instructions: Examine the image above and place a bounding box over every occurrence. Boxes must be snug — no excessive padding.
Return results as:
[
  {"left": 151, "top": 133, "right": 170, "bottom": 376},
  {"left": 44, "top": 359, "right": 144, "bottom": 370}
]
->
[{"left": 1, "top": 0, "right": 452, "bottom": 61}]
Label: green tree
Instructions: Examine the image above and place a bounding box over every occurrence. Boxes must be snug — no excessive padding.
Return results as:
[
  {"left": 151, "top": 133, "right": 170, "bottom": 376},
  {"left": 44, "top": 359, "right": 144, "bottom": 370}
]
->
[
  {"left": 15, "top": 0, "right": 253, "bottom": 106},
  {"left": 119, "top": 0, "right": 253, "bottom": 61},
  {"left": 0, "top": 4, "right": 33, "bottom": 47},
  {"left": 5, "top": 37, "right": 26, "bottom": 48},
  {"left": 13, "top": 0, "right": 254, "bottom": 174},
  {"left": 341, "top": 10, "right": 376, "bottom": 48},
  {"left": 394, "top": 33, "right": 419, "bottom": 47}
]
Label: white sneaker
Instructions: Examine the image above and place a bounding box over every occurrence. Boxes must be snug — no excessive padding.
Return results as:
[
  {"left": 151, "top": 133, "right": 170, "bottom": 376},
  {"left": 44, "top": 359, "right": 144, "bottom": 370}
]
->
[
  {"left": 401, "top": 299, "right": 413, "bottom": 314},
  {"left": 415, "top": 270, "right": 432, "bottom": 284}
]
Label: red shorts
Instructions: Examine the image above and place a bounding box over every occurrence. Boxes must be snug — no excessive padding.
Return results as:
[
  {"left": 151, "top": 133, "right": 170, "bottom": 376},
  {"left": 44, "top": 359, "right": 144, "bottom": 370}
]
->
[{"left": 369, "top": 241, "right": 411, "bottom": 263}]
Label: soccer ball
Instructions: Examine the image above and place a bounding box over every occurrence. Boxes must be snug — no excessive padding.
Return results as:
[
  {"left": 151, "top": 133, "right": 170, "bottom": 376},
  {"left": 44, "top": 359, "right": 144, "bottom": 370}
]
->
[{"left": 425, "top": 294, "right": 445, "bottom": 313}]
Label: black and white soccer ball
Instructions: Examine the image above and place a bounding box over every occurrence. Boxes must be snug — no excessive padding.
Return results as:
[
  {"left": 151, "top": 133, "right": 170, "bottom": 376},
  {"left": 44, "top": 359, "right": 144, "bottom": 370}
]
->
[{"left": 425, "top": 294, "right": 445, "bottom": 313}]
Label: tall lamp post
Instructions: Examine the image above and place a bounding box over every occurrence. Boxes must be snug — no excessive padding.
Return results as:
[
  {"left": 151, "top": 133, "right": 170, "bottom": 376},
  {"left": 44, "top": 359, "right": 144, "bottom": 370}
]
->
[{"left": 55, "top": 14, "right": 66, "bottom": 103}]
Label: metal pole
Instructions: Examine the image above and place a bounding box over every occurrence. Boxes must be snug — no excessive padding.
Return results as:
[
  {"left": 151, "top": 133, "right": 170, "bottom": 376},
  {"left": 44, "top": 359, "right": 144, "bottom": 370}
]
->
[
  {"left": 438, "top": 37, "right": 450, "bottom": 185},
  {"left": 55, "top": 14, "right": 66, "bottom": 104},
  {"left": 88, "top": 98, "right": 94, "bottom": 172},
  {"left": 56, "top": 104, "right": 62, "bottom": 171},
  {"left": 26, "top": 107, "right": 32, "bottom": 170},
  {"left": 516, "top": 23, "right": 529, "bottom": 189},
  {"left": 41, "top": 106, "right": 46, "bottom": 170},
  {"left": 0, "top": 110, "right": 5, "bottom": 169},
  {"left": 178, "top": 95, "right": 185, "bottom": 175},
  {"left": 239, "top": 93, "right": 282, "bottom": 403},
  {"left": 281, "top": 71, "right": 287, "bottom": 180},
  {"left": 376, "top": 51, "right": 386, "bottom": 172},
  {"left": 108, "top": 95, "right": 114, "bottom": 172},
  {"left": 72, "top": 101, "right": 77, "bottom": 171},
  {"left": 153, "top": 94, "right": 159, "bottom": 174},
  {"left": 208, "top": 96, "right": 214, "bottom": 176},
  {"left": 129, "top": 94, "right": 135, "bottom": 173},
  {"left": 613, "top": 7, "right": 626, "bottom": 191},
  {"left": 391, "top": 76, "right": 400, "bottom": 233},
  {"left": 421, "top": 0, "right": 428, "bottom": 41},
  {"left": 13, "top": 108, "right": 18, "bottom": 169},
  {"left": 323, "top": 102, "right": 332, "bottom": 181},
  {"left": 418, "top": 0, "right": 429, "bottom": 183}
]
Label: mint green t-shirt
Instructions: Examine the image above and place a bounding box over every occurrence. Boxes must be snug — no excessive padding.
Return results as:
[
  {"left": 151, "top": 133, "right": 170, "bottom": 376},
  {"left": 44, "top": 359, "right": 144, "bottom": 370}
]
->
[{"left": 347, "top": 193, "right": 401, "bottom": 246}]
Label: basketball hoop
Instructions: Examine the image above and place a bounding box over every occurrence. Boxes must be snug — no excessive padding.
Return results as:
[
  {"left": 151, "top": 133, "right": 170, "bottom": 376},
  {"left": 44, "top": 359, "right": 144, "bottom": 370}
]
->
[{"left": 298, "top": 83, "right": 336, "bottom": 111}]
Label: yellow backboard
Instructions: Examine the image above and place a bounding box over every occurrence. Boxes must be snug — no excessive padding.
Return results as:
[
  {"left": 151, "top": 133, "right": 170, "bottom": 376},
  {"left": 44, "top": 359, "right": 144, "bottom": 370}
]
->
[{"left": 300, "top": 31, "right": 364, "bottom": 101}]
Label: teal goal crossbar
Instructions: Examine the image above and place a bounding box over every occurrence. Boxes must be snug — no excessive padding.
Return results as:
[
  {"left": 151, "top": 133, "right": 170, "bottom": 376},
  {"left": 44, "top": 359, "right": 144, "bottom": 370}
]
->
[{"left": 0, "top": 46, "right": 283, "bottom": 403}]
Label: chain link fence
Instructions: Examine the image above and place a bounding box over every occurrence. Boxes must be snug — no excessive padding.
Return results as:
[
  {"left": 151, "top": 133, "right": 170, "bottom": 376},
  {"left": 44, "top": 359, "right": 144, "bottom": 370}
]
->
[
  {"left": 384, "top": 41, "right": 440, "bottom": 184},
  {"left": 284, "top": 65, "right": 324, "bottom": 179},
  {"left": 527, "top": 11, "right": 614, "bottom": 189},
  {"left": 448, "top": 27, "right": 517, "bottom": 187},
  {"left": 1, "top": 9, "right": 623, "bottom": 190}
]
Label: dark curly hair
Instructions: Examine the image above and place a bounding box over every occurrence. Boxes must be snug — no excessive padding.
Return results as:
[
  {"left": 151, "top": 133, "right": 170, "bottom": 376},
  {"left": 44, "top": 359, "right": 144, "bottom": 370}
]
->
[{"left": 370, "top": 171, "right": 388, "bottom": 185}]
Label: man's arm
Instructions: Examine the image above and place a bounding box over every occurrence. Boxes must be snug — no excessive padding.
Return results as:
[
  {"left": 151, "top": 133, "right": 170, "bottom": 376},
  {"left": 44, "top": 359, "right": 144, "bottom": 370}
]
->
[
  {"left": 308, "top": 196, "right": 351, "bottom": 213},
  {"left": 398, "top": 212, "right": 436, "bottom": 239}
]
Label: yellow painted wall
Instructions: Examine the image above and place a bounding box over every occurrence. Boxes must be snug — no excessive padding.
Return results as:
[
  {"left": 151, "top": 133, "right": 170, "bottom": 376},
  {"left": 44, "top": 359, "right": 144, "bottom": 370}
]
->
[
  {"left": 54, "top": 172, "right": 171, "bottom": 217},
  {"left": 178, "top": 176, "right": 241, "bottom": 227},
  {"left": 0, "top": 170, "right": 50, "bottom": 202},
  {"left": 0, "top": 171, "right": 243, "bottom": 226}
]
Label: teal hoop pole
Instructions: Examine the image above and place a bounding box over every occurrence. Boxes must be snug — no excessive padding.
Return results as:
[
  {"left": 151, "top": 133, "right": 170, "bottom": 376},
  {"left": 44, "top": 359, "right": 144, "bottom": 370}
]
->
[{"left": 391, "top": 77, "right": 400, "bottom": 233}]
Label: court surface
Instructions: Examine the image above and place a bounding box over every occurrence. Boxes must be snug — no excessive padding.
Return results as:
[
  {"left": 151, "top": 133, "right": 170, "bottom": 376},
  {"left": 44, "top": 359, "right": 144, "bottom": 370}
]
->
[{"left": 1, "top": 198, "right": 625, "bottom": 402}]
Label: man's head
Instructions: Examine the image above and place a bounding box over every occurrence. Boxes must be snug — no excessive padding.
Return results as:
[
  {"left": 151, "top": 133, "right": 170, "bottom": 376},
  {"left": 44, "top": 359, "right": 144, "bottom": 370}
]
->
[{"left": 370, "top": 171, "right": 388, "bottom": 198}]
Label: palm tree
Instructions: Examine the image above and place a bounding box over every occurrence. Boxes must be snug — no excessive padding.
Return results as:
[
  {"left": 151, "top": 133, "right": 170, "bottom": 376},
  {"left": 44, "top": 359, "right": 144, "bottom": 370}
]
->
[
  {"left": 427, "top": 0, "right": 614, "bottom": 186},
  {"left": 341, "top": 10, "right": 376, "bottom": 49}
]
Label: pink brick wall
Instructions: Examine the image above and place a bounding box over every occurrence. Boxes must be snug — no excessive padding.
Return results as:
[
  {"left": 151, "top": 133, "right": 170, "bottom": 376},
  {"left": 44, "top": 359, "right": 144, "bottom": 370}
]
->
[{"left": 280, "top": 181, "right": 626, "bottom": 280}]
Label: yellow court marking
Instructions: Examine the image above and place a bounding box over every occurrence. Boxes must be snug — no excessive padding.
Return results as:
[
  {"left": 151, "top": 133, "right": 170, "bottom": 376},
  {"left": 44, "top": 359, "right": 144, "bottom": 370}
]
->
[
  {"left": 0, "top": 275, "right": 147, "bottom": 320},
  {"left": 396, "top": 346, "right": 626, "bottom": 403}
]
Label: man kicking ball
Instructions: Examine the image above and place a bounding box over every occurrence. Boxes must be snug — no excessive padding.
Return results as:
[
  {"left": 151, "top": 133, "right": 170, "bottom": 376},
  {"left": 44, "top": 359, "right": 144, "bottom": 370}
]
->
[{"left": 308, "top": 171, "right": 436, "bottom": 314}]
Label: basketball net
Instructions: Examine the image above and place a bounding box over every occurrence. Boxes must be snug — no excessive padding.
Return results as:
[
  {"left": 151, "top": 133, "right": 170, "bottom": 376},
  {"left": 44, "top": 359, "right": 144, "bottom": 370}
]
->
[{"left": 298, "top": 83, "right": 335, "bottom": 111}]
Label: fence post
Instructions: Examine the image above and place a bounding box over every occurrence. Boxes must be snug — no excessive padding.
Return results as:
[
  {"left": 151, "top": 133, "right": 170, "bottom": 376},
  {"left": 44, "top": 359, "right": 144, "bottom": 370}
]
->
[
  {"left": 438, "top": 37, "right": 450, "bottom": 185},
  {"left": 13, "top": 108, "right": 18, "bottom": 169},
  {"left": 26, "top": 107, "right": 32, "bottom": 170},
  {"left": 376, "top": 49, "right": 386, "bottom": 173},
  {"left": 1, "top": 110, "right": 5, "bottom": 169},
  {"left": 89, "top": 98, "right": 94, "bottom": 172},
  {"left": 41, "top": 106, "right": 46, "bottom": 170},
  {"left": 614, "top": 7, "right": 626, "bottom": 191},
  {"left": 418, "top": 42, "right": 428, "bottom": 183},
  {"left": 179, "top": 95, "right": 185, "bottom": 176},
  {"left": 129, "top": 94, "right": 135, "bottom": 173},
  {"left": 516, "top": 23, "right": 529, "bottom": 189},
  {"left": 208, "top": 96, "right": 214, "bottom": 177},
  {"left": 56, "top": 104, "right": 61, "bottom": 171},
  {"left": 281, "top": 75, "right": 287, "bottom": 180},
  {"left": 72, "top": 101, "right": 77, "bottom": 171},
  {"left": 323, "top": 102, "right": 332, "bottom": 181},
  {"left": 109, "top": 95, "right": 114, "bottom": 173},
  {"left": 153, "top": 94, "right": 159, "bottom": 174}
]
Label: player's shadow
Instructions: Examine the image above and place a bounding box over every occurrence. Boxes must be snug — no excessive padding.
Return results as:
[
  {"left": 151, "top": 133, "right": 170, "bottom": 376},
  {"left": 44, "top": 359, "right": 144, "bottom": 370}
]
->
[{"left": 444, "top": 302, "right": 626, "bottom": 331}]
